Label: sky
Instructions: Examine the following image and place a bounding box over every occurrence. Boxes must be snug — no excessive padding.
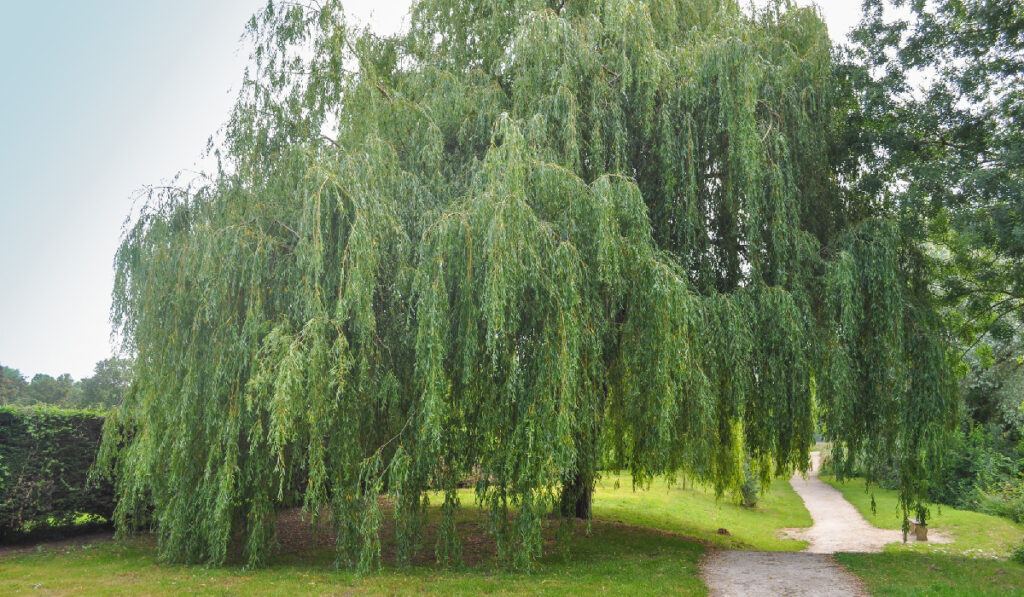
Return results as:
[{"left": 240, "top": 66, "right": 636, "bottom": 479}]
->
[{"left": 0, "top": 0, "right": 860, "bottom": 381}]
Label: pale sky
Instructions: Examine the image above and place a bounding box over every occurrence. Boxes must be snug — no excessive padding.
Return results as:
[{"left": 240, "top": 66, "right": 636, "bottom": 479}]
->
[{"left": 0, "top": 0, "right": 859, "bottom": 380}]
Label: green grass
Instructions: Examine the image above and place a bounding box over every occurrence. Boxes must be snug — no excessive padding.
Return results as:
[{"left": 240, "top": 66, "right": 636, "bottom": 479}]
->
[
  {"left": 835, "top": 552, "right": 1024, "bottom": 596},
  {"left": 822, "top": 476, "right": 1024, "bottom": 596},
  {"left": 592, "top": 473, "right": 812, "bottom": 551},
  {"left": 0, "top": 525, "right": 707, "bottom": 596},
  {"left": 0, "top": 474, "right": 811, "bottom": 596}
]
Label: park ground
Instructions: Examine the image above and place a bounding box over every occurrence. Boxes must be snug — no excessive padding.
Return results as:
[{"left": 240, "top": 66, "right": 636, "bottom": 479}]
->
[{"left": 1, "top": 470, "right": 1023, "bottom": 596}]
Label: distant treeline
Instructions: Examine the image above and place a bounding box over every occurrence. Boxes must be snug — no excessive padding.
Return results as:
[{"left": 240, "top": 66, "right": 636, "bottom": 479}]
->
[{"left": 0, "top": 358, "right": 130, "bottom": 410}]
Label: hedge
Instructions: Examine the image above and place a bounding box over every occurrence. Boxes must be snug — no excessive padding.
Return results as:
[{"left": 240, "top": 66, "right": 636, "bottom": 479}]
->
[{"left": 0, "top": 406, "right": 114, "bottom": 541}]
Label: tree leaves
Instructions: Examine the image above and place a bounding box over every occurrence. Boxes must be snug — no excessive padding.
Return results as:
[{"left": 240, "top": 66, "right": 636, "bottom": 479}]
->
[{"left": 100, "top": 0, "right": 957, "bottom": 570}]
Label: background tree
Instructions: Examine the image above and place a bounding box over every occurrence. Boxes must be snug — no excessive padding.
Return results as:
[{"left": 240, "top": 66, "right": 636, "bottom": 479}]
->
[
  {"left": 838, "top": 0, "right": 1023, "bottom": 526},
  {"left": 72, "top": 358, "right": 132, "bottom": 410},
  {"left": 98, "top": 0, "right": 958, "bottom": 570},
  {"left": 0, "top": 359, "right": 130, "bottom": 409},
  {"left": 0, "top": 366, "right": 28, "bottom": 406},
  {"left": 20, "top": 373, "right": 74, "bottom": 406},
  {"left": 846, "top": 0, "right": 1023, "bottom": 355}
]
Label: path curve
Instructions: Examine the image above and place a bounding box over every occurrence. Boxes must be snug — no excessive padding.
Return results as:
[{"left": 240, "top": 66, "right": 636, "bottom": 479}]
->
[
  {"left": 783, "top": 452, "right": 905, "bottom": 553},
  {"left": 701, "top": 451, "right": 920, "bottom": 596}
]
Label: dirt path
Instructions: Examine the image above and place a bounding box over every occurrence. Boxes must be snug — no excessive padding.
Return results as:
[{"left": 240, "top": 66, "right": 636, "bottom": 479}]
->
[
  {"left": 783, "top": 452, "right": 906, "bottom": 553},
  {"left": 701, "top": 550, "right": 865, "bottom": 597},
  {"left": 701, "top": 451, "right": 931, "bottom": 596}
]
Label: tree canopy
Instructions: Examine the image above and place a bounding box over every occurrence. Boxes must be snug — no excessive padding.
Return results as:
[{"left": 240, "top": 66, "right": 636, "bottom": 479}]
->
[
  {"left": 840, "top": 0, "right": 1023, "bottom": 529},
  {"left": 99, "top": 0, "right": 958, "bottom": 570},
  {"left": 846, "top": 0, "right": 1023, "bottom": 358}
]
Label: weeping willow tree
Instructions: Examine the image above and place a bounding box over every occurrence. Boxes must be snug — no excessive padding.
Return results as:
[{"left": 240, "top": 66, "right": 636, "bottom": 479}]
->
[{"left": 98, "top": 0, "right": 958, "bottom": 570}]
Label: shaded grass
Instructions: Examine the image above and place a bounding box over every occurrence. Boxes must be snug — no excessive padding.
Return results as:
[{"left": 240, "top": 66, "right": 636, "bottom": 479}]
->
[
  {"left": 0, "top": 473, "right": 812, "bottom": 595},
  {"left": 0, "top": 523, "right": 707, "bottom": 596},
  {"left": 821, "top": 475, "right": 1024, "bottom": 558}
]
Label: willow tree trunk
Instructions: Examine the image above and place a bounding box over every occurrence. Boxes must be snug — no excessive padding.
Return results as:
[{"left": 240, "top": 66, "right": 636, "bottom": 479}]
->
[{"left": 560, "top": 471, "right": 593, "bottom": 519}]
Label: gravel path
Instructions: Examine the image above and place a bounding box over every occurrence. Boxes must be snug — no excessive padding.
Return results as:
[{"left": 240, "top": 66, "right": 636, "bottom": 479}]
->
[
  {"left": 701, "top": 451, "right": 942, "bottom": 596},
  {"left": 783, "top": 452, "right": 905, "bottom": 553},
  {"left": 701, "top": 550, "right": 865, "bottom": 597}
]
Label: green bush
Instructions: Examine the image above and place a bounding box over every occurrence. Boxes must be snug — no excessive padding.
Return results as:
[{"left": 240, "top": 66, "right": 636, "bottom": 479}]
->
[
  {"left": 930, "top": 426, "right": 1017, "bottom": 510},
  {"left": 0, "top": 406, "right": 113, "bottom": 541},
  {"left": 980, "top": 478, "right": 1024, "bottom": 524},
  {"left": 738, "top": 460, "right": 761, "bottom": 508},
  {"left": 1012, "top": 541, "right": 1024, "bottom": 564}
]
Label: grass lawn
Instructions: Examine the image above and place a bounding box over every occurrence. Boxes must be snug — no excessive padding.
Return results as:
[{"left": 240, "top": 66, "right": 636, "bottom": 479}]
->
[
  {"left": 593, "top": 473, "right": 811, "bottom": 551},
  {"left": 822, "top": 475, "right": 1024, "bottom": 596},
  {"left": 0, "top": 524, "right": 706, "bottom": 596},
  {"left": 0, "top": 474, "right": 810, "bottom": 596},
  {"left": 835, "top": 552, "right": 1024, "bottom": 597}
]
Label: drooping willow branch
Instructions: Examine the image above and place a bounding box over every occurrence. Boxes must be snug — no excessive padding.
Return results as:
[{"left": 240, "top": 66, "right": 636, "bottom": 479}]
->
[{"left": 97, "top": 0, "right": 958, "bottom": 571}]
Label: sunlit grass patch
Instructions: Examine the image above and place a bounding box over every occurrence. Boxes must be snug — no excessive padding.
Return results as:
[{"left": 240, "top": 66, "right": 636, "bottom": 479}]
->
[{"left": 592, "top": 473, "right": 812, "bottom": 551}]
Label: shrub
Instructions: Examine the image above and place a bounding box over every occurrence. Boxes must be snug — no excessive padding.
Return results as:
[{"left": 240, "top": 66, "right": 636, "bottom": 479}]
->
[
  {"left": 739, "top": 460, "right": 761, "bottom": 508},
  {"left": 930, "top": 426, "right": 1016, "bottom": 511},
  {"left": 1012, "top": 541, "right": 1024, "bottom": 565},
  {"left": 979, "top": 478, "right": 1024, "bottom": 524},
  {"left": 0, "top": 406, "right": 113, "bottom": 541}
]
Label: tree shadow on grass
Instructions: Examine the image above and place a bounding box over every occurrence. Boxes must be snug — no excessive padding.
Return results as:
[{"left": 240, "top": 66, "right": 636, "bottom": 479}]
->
[{"left": 264, "top": 503, "right": 706, "bottom": 571}]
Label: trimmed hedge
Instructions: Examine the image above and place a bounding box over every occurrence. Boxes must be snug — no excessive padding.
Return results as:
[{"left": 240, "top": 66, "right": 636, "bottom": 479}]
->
[{"left": 0, "top": 406, "right": 114, "bottom": 541}]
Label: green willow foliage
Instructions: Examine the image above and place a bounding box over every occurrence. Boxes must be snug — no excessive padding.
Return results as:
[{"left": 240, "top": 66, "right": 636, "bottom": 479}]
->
[{"left": 98, "top": 0, "right": 958, "bottom": 570}]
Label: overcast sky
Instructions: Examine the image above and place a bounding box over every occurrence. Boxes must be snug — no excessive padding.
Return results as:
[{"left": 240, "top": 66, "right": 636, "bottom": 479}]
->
[{"left": 0, "top": 0, "right": 860, "bottom": 380}]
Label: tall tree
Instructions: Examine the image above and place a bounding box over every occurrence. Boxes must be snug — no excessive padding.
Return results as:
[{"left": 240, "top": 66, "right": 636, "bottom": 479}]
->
[
  {"left": 99, "top": 0, "right": 957, "bottom": 570},
  {"left": 21, "top": 373, "right": 74, "bottom": 406},
  {"left": 846, "top": 0, "right": 1023, "bottom": 360},
  {"left": 74, "top": 358, "right": 132, "bottom": 410}
]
